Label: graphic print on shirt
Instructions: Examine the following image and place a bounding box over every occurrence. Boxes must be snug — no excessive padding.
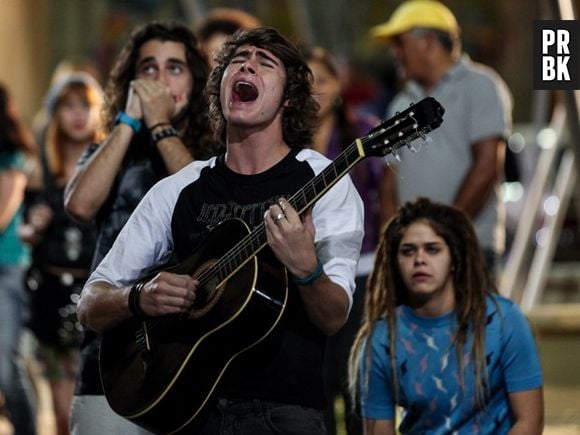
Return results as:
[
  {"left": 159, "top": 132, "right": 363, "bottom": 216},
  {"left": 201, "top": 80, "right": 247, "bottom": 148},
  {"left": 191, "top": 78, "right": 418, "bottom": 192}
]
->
[{"left": 171, "top": 150, "right": 314, "bottom": 261}]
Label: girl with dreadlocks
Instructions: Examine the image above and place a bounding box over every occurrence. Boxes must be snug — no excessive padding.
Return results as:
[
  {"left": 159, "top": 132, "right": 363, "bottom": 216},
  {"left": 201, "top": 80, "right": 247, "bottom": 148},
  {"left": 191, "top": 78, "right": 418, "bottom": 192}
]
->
[{"left": 348, "top": 198, "right": 544, "bottom": 434}]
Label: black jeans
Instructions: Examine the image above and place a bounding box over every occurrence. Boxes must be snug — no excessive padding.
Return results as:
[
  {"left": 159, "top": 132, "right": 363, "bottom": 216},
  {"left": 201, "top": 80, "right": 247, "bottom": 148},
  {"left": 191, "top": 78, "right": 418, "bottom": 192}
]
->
[{"left": 196, "top": 399, "right": 327, "bottom": 435}]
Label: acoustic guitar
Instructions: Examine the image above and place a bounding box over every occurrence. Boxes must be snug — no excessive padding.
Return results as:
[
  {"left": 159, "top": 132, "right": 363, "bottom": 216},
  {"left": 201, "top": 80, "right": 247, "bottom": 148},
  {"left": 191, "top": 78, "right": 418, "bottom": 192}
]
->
[{"left": 99, "top": 96, "right": 445, "bottom": 434}]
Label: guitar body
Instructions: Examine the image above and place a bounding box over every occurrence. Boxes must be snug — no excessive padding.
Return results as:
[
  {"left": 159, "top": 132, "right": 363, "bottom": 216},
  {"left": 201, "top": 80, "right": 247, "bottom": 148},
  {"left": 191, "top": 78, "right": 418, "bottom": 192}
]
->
[{"left": 99, "top": 219, "right": 288, "bottom": 434}]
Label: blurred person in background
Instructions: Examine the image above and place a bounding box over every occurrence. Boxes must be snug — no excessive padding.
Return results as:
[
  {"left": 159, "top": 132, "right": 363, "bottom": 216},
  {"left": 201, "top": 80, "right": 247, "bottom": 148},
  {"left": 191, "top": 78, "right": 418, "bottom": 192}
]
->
[
  {"left": 64, "top": 20, "right": 218, "bottom": 435},
  {"left": 196, "top": 7, "right": 262, "bottom": 68},
  {"left": 341, "top": 55, "right": 397, "bottom": 122},
  {"left": 371, "top": 0, "right": 512, "bottom": 275},
  {"left": 20, "top": 73, "right": 105, "bottom": 435},
  {"left": 304, "top": 46, "right": 388, "bottom": 435},
  {"left": 348, "top": 197, "right": 544, "bottom": 434},
  {"left": 0, "top": 83, "right": 37, "bottom": 435},
  {"left": 31, "top": 56, "right": 103, "bottom": 142}
]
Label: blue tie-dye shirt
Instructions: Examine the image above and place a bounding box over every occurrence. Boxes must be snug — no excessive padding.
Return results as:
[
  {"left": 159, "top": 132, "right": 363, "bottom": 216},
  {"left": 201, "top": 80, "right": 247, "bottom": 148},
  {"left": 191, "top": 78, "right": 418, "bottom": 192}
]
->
[{"left": 359, "top": 294, "right": 543, "bottom": 434}]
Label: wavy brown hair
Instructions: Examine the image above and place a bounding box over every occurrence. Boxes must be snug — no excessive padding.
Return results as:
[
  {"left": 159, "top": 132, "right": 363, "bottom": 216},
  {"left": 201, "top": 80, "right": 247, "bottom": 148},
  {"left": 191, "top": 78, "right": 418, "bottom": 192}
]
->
[
  {"left": 103, "top": 20, "right": 219, "bottom": 159},
  {"left": 206, "top": 27, "right": 319, "bottom": 147},
  {"left": 348, "top": 197, "right": 498, "bottom": 411}
]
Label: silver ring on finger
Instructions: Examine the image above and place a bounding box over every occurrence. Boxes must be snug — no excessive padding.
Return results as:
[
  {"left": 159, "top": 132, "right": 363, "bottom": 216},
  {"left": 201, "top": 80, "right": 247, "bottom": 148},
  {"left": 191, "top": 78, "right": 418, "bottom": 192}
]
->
[{"left": 275, "top": 212, "right": 286, "bottom": 223}]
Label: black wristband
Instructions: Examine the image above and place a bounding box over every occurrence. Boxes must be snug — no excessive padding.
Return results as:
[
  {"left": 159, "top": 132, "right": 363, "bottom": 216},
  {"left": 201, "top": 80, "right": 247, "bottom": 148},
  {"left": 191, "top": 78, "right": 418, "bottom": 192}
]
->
[
  {"left": 151, "top": 126, "right": 179, "bottom": 144},
  {"left": 293, "top": 258, "right": 324, "bottom": 286},
  {"left": 148, "top": 121, "right": 172, "bottom": 131},
  {"left": 128, "top": 282, "right": 148, "bottom": 319}
]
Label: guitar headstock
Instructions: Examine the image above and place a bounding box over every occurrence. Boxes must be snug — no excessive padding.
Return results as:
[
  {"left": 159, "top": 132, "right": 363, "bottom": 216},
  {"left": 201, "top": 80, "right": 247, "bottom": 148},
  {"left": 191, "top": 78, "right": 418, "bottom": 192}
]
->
[{"left": 362, "top": 97, "right": 444, "bottom": 158}]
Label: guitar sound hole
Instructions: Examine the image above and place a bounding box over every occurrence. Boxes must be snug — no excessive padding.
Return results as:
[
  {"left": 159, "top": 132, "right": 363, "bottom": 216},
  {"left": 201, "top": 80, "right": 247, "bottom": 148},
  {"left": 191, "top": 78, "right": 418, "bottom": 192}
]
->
[
  {"left": 189, "top": 260, "right": 223, "bottom": 319},
  {"left": 194, "top": 276, "right": 219, "bottom": 306}
]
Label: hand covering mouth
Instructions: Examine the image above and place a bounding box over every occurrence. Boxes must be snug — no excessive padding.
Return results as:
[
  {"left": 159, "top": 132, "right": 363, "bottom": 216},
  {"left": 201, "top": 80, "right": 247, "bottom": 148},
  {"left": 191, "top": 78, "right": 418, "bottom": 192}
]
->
[{"left": 233, "top": 81, "right": 259, "bottom": 102}]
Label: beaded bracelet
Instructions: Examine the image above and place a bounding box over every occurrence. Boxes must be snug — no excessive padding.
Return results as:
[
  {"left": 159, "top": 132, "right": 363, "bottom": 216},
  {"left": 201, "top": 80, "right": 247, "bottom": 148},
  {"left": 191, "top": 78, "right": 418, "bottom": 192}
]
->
[
  {"left": 128, "top": 282, "right": 148, "bottom": 319},
  {"left": 151, "top": 126, "right": 179, "bottom": 144},
  {"left": 293, "top": 258, "right": 324, "bottom": 286},
  {"left": 148, "top": 121, "right": 172, "bottom": 131}
]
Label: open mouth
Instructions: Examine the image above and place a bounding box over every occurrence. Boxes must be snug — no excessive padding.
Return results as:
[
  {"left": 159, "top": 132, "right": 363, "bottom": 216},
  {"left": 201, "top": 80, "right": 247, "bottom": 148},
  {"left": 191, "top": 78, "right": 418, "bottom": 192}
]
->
[{"left": 233, "top": 81, "right": 259, "bottom": 103}]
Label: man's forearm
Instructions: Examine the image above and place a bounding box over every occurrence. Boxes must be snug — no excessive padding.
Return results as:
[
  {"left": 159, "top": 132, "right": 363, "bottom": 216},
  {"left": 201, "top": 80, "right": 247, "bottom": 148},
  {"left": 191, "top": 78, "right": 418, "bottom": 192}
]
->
[
  {"left": 77, "top": 281, "right": 133, "bottom": 333},
  {"left": 65, "top": 125, "right": 133, "bottom": 221},
  {"left": 155, "top": 135, "right": 194, "bottom": 174},
  {"left": 297, "top": 275, "right": 350, "bottom": 335}
]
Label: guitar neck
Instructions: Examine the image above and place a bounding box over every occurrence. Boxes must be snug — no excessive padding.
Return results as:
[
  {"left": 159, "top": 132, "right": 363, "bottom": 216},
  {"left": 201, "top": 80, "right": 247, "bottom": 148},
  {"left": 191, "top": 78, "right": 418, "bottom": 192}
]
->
[{"left": 288, "top": 141, "right": 364, "bottom": 214}]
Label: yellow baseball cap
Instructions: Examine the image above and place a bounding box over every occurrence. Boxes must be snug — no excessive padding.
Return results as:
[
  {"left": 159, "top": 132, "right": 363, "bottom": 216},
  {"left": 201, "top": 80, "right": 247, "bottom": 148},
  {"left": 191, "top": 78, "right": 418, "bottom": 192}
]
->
[{"left": 371, "top": 0, "right": 459, "bottom": 42}]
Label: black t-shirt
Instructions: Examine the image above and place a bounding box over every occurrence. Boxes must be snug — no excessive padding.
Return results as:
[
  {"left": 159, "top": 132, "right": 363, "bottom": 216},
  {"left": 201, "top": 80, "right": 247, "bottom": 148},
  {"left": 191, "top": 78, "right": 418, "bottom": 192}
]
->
[
  {"left": 29, "top": 185, "right": 96, "bottom": 270},
  {"left": 26, "top": 147, "right": 96, "bottom": 270},
  {"left": 169, "top": 150, "right": 326, "bottom": 408}
]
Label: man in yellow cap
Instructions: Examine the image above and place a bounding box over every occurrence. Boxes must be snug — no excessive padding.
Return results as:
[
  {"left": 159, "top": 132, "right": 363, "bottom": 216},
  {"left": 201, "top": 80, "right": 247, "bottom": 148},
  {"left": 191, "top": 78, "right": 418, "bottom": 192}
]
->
[{"left": 372, "top": 0, "right": 512, "bottom": 276}]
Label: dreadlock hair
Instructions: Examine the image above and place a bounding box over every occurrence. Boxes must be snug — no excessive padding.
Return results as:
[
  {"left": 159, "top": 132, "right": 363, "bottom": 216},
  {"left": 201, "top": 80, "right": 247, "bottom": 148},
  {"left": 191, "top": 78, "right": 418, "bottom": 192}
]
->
[
  {"left": 103, "top": 20, "right": 219, "bottom": 159},
  {"left": 348, "top": 197, "right": 498, "bottom": 412},
  {"left": 205, "top": 27, "right": 319, "bottom": 148}
]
